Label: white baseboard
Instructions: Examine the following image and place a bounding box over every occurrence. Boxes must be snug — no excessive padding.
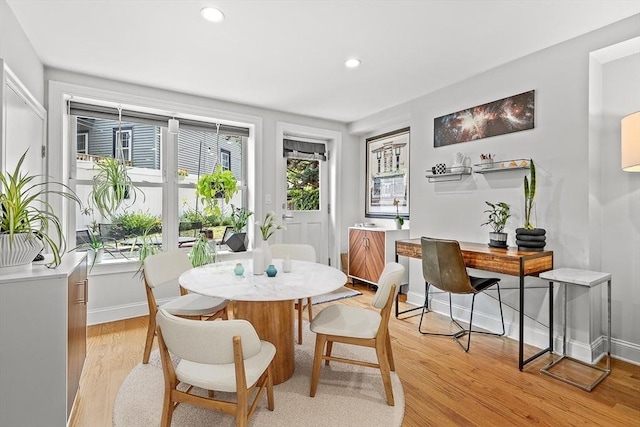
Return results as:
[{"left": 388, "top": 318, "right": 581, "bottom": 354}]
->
[
  {"left": 405, "top": 290, "right": 640, "bottom": 365},
  {"left": 87, "top": 297, "right": 174, "bottom": 326}
]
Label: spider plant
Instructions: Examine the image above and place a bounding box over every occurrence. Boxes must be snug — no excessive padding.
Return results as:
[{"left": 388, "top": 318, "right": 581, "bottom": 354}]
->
[
  {"left": 1, "top": 150, "right": 81, "bottom": 267},
  {"left": 189, "top": 233, "right": 216, "bottom": 267},
  {"left": 69, "top": 228, "right": 118, "bottom": 270},
  {"left": 88, "top": 157, "right": 139, "bottom": 220}
]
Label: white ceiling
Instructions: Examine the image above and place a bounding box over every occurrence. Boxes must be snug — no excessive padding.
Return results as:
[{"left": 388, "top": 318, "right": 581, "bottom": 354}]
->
[{"left": 6, "top": 1, "right": 640, "bottom": 123}]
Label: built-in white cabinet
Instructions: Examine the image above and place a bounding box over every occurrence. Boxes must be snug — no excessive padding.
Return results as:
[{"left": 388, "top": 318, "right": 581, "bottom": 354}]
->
[
  {"left": 348, "top": 226, "right": 409, "bottom": 286},
  {"left": 0, "top": 253, "right": 87, "bottom": 427}
]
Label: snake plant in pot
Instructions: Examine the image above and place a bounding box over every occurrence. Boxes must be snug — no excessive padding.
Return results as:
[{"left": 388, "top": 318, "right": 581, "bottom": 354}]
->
[
  {"left": 516, "top": 159, "right": 547, "bottom": 251},
  {"left": 1, "top": 151, "right": 81, "bottom": 268}
]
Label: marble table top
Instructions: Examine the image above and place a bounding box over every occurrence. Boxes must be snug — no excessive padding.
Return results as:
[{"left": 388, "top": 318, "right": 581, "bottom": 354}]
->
[
  {"left": 539, "top": 268, "right": 611, "bottom": 287},
  {"left": 179, "top": 259, "right": 348, "bottom": 301}
]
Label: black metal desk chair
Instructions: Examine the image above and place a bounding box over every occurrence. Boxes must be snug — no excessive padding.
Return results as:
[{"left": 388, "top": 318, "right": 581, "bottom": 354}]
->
[{"left": 419, "top": 236, "right": 505, "bottom": 352}]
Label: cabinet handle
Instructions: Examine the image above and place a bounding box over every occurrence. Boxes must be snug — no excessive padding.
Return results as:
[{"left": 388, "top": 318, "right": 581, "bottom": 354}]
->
[
  {"left": 77, "top": 279, "right": 88, "bottom": 304},
  {"left": 84, "top": 279, "right": 88, "bottom": 305}
]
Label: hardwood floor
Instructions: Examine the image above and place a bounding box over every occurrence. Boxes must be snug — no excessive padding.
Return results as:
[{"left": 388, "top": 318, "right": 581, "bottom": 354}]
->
[{"left": 71, "top": 284, "right": 640, "bottom": 426}]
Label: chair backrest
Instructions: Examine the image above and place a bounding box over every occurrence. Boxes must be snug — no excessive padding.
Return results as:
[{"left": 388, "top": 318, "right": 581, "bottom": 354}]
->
[
  {"left": 371, "top": 262, "right": 405, "bottom": 310},
  {"left": 143, "top": 250, "right": 192, "bottom": 289},
  {"left": 421, "top": 237, "right": 474, "bottom": 294},
  {"left": 76, "top": 229, "right": 92, "bottom": 246},
  {"left": 157, "top": 309, "right": 262, "bottom": 364},
  {"left": 270, "top": 243, "right": 316, "bottom": 262}
]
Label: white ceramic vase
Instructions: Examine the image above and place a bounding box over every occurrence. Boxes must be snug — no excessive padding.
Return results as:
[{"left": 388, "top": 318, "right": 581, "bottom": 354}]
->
[
  {"left": 261, "top": 239, "right": 272, "bottom": 271},
  {"left": 0, "top": 233, "right": 44, "bottom": 268}
]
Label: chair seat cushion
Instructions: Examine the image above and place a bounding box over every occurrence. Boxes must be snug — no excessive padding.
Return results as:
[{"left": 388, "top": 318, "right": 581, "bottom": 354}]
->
[
  {"left": 469, "top": 276, "right": 500, "bottom": 293},
  {"left": 160, "top": 293, "right": 227, "bottom": 317},
  {"left": 310, "top": 304, "right": 380, "bottom": 339},
  {"left": 176, "top": 341, "right": 276, "bottom": 392}
]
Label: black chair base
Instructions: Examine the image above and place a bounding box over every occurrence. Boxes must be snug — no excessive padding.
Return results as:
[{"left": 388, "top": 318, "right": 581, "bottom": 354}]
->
[{"left": 418, "top": 280, "right": 505, "bottom": 352}]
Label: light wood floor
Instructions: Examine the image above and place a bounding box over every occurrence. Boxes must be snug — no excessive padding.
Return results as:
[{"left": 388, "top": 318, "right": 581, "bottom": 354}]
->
[{"left": 71, "top": 283, "right": 640, "bottom": 427}]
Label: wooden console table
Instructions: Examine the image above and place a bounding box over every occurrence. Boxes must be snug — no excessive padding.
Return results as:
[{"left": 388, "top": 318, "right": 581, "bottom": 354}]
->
[{"left": 395, "top": 238, "right": 554, "bottom": 371}]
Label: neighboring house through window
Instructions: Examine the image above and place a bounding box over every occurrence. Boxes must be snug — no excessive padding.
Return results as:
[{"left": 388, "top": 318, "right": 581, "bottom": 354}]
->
[{"left": 77, "top": 132, "right": 88, "bottom": 154}]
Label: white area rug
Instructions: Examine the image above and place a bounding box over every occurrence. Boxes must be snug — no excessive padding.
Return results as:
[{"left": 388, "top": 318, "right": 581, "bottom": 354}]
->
[
  {"left": 311, "top": 286, "right": 362, "bottom": 305},
  {"left": 113, "top": 323, "right": 404, "bottom": 427}
]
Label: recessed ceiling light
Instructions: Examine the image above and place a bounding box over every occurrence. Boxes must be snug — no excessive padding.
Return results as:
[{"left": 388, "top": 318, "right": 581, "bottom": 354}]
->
[
  {"left": 201, "top": 7, "right": 225, "bottom": 23},
  {"left": 345, "top": 58, "right": 361, "bottom": 68}
]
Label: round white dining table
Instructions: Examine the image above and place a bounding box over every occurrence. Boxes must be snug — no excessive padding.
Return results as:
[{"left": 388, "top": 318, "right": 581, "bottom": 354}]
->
[{"left": 179, "top": 259, "right": 347, "bottom": 384}]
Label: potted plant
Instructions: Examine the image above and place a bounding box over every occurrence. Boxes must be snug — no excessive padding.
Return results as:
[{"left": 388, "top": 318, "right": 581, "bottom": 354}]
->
[
  {"left": 1, "top": 151, "right": 81, "bottom": 268},
  {"left": 189, "top": 233, "right": 216, "bottom": 267},
  {"left": 481, "top": 201, "right": 510, "bottom": 248},
  {"left": 70, "top": 228, "right": 117, "bottom": 270},
  {"left": 196, "top": 164, "right": 238, "bottom": 217},
  {"left": 392, "top": 198, "right": 405, "bottom": 230},
  {"left": 225, "top": 204, "right": 253, "bottom": 252},
  {"left": 516, "top": 159, "right": 547, "bottom": 251},
  {"left": 88, "top": 156, "right": 140, "bottom": 220}
]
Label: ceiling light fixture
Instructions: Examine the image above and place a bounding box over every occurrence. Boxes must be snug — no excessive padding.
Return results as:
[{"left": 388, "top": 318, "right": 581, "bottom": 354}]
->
[
  {"left": 200, "top": 7, "right": 225, "bottom": 23},
  {"left": 345, "top": 58, "right": 361, "bottom": 68}
]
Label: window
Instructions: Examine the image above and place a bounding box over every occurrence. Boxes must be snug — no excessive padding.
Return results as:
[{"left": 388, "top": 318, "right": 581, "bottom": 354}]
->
[
  {"left": 69, "top": 102, "right": 249, "bottom": 257},
  {"left": 77, "top": 132, "right": 88, "bottom": 154},
  {"left": 221, "top": 149, "right": 231, "bottom": 171},
  {"left": 113, "top": 128, "right": 132, "bottom": 162}
]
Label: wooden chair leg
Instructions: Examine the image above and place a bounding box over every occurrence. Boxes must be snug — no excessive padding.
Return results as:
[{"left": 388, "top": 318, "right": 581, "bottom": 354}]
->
[
  {"left": 310, "top": 334, "right": 327, "bottom": 397},
  {"left": 385, "top": 331, "right": 395, "bottom": 371},
  {"left": 375, "top": 339, "right": 395, "bottom": 406},
  {"left": 306, "top": 297, "right": 313, "bottom": 322},
  {"left": 143, "top": 312, "right": 156, "bottom": 364},
  {"left": 160, "top": 385, "right": 174, "bottom": 427},
  {"left": 324, "top": 340, "right": 333, "bottom": 366},
  {"left": 266, "top": 365, "right": 274, "bottom": 411}
]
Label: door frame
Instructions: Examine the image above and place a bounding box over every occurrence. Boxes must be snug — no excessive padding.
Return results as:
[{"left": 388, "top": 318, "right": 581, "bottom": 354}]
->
[{"left": 275, "top": 122, "right": 342, "bottom": 267}]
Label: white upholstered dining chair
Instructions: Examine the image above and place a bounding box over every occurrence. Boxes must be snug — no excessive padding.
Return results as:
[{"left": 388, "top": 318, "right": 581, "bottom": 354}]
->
[
  {"left": 141, "top": 250, "right": 228, "bottom": 364},
  {"left": 156, "top": 309, "right": 275, "bottom": 427},
  {"left": 270, "top": 243, "right": 317, "bottom": 344},
  {"left": 309, "top": 262, "right": 405, "bottom": 406}
]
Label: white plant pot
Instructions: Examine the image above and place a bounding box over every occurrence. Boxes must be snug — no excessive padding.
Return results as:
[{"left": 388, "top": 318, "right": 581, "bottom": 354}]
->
[
  {"left": 87, "top": 248, "right": 104, "bottom": 266},
  {"left": 0, "top": 233, "right": 44, "bottom": 268}
]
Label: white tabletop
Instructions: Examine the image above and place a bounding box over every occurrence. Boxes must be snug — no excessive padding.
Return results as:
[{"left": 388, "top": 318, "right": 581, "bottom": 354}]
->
[
  {"left": 179, "top": 259, "right": 348, "bottom": 301},
  {"left": 539, "top": 268, "right": 611, "bottom": 287}
]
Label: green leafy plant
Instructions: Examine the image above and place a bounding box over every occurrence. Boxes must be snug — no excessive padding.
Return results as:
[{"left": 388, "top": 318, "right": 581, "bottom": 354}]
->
[
  {"left": 1, "top": 150, "right": 81, "bottom": 267},
  {"left": 196, "top": 165, "right": 238, "bottom": 217},
  {"left": 481, "top": 201, "right": 511, "bottom": 233},
  {"left": 229, "top": 204, "right": 253, "bottom": 232},
  {"left": 256, "top": 211, "right": 284, "bottom": 241},
  {"left": 88, "top": 157, "right": 140, "bottom": 220},
  {"left": 189, "top": 234, "right": 216, "bottom": 267},
  {"left": 130, "top": 227, "right": 161, "bottom": 279},
  {"left": 115, "top": 210, "right": 161, "bottom": 237},
  {"left": 69, "top": 228, "right": 118, "bottom": 270},
  {"left": 523, "top": 159, "right": 536, "bottom": 229}
]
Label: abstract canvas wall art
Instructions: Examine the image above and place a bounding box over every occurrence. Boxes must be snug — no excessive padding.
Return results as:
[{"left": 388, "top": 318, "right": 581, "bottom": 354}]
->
[{"left": 434, "top": 90, "right": 535, "bottom": 147}]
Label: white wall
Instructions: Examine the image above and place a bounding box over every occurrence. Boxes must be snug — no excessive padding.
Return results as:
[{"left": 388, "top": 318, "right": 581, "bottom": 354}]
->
[
  {"left": 599, "top": 52, "right": 640, "bottom": 362},
  {"left": 350, "top": 15, "right": 640, "bottom": 363},
  {"left": 0, "top": 0, "right": 43, "bottom": 103}
]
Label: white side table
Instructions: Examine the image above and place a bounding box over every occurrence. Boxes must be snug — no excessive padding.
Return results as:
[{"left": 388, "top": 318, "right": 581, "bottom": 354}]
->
[{"left": 539, "top": 268, "right": 611, "bottom": 391}]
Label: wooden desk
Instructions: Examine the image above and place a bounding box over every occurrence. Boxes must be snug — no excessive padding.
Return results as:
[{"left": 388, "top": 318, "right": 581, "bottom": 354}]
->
[{"left": 395, "top": 238, "right": 554, "bottom": 370}]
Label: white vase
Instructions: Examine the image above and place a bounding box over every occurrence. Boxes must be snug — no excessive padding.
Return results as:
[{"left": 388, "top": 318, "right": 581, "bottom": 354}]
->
[
  {"left": 261, "top": 240, "right": 272, "bottom": 271},
  {"left": 252, "top": 247, "right": 264, "bottom": 275},
  {"left": 87, "top": 248, "right": 104, "bottom": 265}
]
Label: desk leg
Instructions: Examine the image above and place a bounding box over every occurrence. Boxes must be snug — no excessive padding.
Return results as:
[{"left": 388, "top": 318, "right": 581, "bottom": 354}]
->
[
  {"left": 519, "top": 267, "right": 525, "bottom": 371},
  {"left": 233, "top": 300, "right": 295, "bottom": 385}
]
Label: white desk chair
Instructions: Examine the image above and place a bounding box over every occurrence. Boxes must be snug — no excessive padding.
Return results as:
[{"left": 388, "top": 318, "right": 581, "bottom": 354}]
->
[
  {"left": 270, "top": 243, "right": 317, "bottom": 344},
  {"left": 142, "top": 250, "right": 228, "bottom": 364},
  {"left": 156, "top": 309, "right": 275, "bottom": 427}
]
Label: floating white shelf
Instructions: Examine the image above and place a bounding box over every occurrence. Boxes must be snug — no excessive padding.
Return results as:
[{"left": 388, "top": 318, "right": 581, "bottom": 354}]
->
[
  {"left": 473, "top": 159, "right": 531, "bottom": 174},
  {"left": 425, "top": 166, "right": 472, "bottom": 182}
]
